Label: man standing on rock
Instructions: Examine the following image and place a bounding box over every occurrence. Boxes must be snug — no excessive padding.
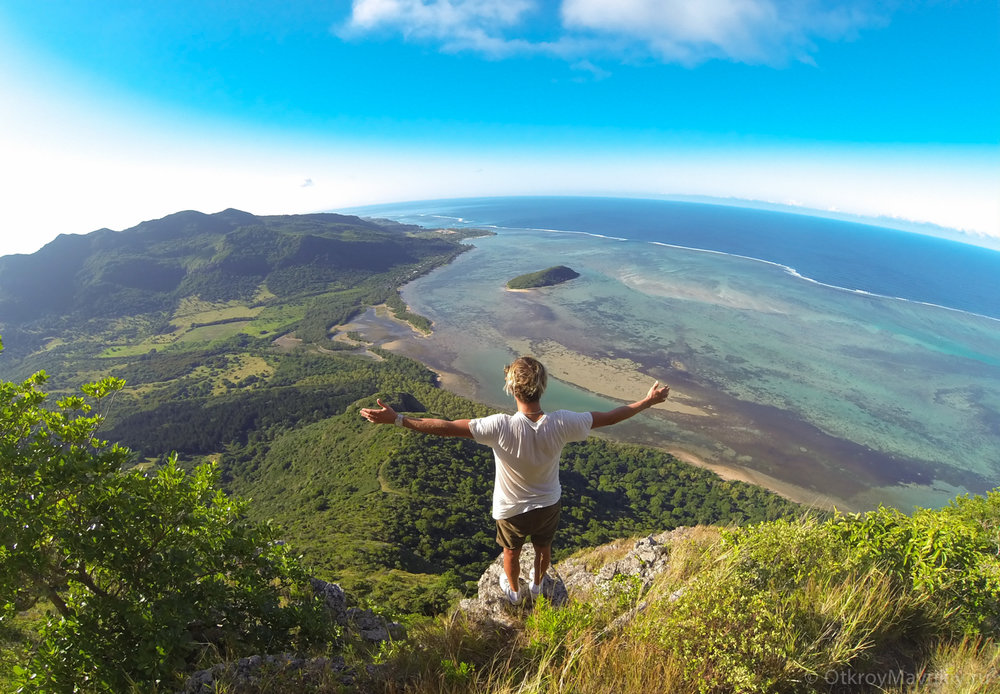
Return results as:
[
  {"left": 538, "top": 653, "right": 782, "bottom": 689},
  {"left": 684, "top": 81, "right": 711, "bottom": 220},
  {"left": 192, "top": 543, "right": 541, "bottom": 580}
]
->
[{"left": 360, "top": 356, "right": 670, "bottom": 605}]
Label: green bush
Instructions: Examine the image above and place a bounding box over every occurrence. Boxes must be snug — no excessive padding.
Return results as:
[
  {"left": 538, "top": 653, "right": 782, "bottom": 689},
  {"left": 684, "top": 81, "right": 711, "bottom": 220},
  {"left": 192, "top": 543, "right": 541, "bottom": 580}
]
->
[
  {"left": 636, "top": 504, "right": 1000, "bottom": 693},
  {"left": 525, "top": 597, "right": 596, "bottom": 661},
  {"left": 831, "top": 494, "right": 1000, "bottom": 634},
  {"left": 0, "top": 341, "right": 337, "bottom": 692}
]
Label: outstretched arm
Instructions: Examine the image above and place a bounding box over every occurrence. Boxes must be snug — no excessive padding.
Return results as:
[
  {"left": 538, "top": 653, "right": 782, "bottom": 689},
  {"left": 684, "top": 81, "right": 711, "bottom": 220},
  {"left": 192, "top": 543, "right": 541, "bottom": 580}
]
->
[
  {"left": 359, "top": 399, "right": 474, "bottom": 438},
  {"left": 590, "top": 381, "right": 670, "bottom": 429}
]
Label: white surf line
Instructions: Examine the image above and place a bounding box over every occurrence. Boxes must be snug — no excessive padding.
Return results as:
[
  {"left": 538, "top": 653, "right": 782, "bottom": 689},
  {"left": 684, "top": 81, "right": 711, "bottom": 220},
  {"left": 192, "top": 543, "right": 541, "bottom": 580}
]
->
[{"left": 647, "top": 240, "right": 1000, "bottom": 325}]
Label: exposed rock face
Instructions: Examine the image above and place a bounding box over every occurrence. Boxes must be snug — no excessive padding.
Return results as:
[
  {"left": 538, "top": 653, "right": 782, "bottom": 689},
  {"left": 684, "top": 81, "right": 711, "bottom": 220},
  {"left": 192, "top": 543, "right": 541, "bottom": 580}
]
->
[
  {"left": 311, "top": 577, "right": 406, "bottom": 642},
  {"left": 458, "top": 527, "right": 693, "bottom": 629},
  {"left": 180, "top": 654, "right": 349, "bottom": 693},
  {"left": 562, "top": 527, "right": 695, "bottom": 596},
  {"left": 458, "top": 543, "right": 570, "bottom": 628}
]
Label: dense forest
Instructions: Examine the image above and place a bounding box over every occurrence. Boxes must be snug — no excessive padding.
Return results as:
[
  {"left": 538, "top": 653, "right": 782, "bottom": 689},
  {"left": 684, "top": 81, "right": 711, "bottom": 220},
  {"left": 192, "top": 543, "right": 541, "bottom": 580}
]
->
[{"left": 506, "top": 264, "right": 580, "bottom": 289}]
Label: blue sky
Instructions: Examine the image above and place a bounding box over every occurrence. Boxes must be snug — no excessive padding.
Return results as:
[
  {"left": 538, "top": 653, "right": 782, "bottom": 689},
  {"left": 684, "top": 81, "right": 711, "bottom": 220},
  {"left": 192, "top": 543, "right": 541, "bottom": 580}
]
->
[{"left": 1, "top": 0, "right": 998, "bottom": 256}]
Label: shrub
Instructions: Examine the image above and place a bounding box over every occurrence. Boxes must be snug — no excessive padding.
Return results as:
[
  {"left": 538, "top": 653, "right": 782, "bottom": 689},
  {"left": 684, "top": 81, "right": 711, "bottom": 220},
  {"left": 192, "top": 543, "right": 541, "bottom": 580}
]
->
[
  {"left": 636, "top": 512, "right": 994, "bottom": 692},
  {"left": 831, "top": 495, "right": 1000, "bottom": 635},
  {"left": 0, "top": 340, "right": 336, "bottom": 691},
  {"left": 525, "top": 597, "right": 596, "bottom": 661}
]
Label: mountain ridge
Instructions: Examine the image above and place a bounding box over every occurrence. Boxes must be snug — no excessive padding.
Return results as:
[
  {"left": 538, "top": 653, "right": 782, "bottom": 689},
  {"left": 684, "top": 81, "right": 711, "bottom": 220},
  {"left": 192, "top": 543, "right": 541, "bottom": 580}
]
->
[{"left": 0, "top": 209, "right": 477, "bottom": 361}]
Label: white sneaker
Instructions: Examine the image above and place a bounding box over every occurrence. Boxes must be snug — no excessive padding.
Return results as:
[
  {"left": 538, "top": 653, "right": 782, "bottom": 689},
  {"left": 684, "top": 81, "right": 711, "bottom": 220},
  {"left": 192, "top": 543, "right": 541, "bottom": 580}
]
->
[
  {"left": 499, "top": 574, "right": 522, "bottom": 605},
  {"left": 529, "top": 568, "right": 543, "bottom": 599}
]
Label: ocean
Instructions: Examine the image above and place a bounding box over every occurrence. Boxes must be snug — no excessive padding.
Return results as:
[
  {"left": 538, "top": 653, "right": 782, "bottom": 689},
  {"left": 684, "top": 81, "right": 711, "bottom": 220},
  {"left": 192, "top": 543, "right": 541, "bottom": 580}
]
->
[{"left": 338, "top": 196, "right": 1000, "bottom": 511}]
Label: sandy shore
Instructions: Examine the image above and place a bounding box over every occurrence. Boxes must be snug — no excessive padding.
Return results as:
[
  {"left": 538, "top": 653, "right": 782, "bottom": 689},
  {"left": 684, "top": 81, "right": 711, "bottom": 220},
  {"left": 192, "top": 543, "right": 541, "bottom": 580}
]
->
[
  {"left": 337, "top": 306, "right": 844, "bottom": 510},
  {"left": 667, "top": 449, "right": 842, "bottom": 510},
  {"left": 506, "top": 338, "right": 709, "bottom": 418}
]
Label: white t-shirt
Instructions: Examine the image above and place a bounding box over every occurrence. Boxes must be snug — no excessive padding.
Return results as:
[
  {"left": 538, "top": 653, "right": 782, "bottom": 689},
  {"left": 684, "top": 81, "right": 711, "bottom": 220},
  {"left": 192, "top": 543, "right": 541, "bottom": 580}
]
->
[{"left": 468, "top": 410, "right": 593, "bottom": 520}]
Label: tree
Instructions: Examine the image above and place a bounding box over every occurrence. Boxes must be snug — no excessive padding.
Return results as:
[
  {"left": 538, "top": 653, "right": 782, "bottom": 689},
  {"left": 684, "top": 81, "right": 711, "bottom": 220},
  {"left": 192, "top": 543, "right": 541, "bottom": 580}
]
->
[{"left": 0, "top": 337, "right": 335, "bottom": 692}]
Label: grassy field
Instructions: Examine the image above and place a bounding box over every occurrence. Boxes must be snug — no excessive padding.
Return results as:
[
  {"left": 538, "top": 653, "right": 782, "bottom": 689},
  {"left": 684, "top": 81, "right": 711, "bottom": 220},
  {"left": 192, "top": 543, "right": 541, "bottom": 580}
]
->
[{"left": 98, "top": 299, "right": 270, "bottom": 357}]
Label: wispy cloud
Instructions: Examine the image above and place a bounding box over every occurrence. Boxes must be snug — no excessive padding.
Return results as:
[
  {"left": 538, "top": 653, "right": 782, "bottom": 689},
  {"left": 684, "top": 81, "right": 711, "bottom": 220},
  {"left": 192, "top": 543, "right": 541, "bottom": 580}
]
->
[
  {"left": 340, "top": 0, "right": 538, "bottom": 56},
  {"left": 562, "top": 0, "right": 887, "bottom": 66},
  {"left": 340, "top": 0, "right": 888, "bottom": 66},
  {"left": 570, "top": 59, "right": 611, "bottom": 81}
]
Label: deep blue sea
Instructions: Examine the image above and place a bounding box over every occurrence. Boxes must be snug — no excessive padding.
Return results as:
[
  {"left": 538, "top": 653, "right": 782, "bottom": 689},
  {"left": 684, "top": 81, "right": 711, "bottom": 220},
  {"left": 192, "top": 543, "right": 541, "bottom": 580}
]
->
[{"left": 344, "top": 196, "right": 1000, "bottom": 322}]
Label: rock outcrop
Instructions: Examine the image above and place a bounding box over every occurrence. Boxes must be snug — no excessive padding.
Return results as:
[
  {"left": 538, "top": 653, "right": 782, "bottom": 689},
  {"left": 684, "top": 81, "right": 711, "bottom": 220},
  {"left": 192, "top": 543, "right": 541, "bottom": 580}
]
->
[
  {"left": 310, "top": 577, "right": 406, "bottom": 642},
  {"left": 457, "top": 543, "right": 569, "bottom": 628},
  {"left": 182, "top": 529, "right": 696, "bottom": 691},
  {"left": 180, "top": 654, "right": 350, "bottom": 693},
  {"left": 458, "top": 527, "right": 693, "bottom": 629}
]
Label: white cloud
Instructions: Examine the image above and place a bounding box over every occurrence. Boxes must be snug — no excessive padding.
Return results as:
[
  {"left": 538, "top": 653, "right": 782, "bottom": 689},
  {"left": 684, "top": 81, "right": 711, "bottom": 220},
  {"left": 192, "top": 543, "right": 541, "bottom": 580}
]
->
[
  {"left": 342, "top": 0, "right": 886, "bottom": 65},
  {"left": 341, "top": 0, "right": 537, "bottom": 55},
  {"left": 562, "top": 0, "right": 884, "bottom": 65}
]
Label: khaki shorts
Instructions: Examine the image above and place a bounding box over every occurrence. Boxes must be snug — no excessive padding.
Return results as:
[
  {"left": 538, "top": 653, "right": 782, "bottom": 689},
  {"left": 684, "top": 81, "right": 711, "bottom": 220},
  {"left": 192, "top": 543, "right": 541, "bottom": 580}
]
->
[{"left": 495, "top": 501, "right": 562, "bottom": 550}]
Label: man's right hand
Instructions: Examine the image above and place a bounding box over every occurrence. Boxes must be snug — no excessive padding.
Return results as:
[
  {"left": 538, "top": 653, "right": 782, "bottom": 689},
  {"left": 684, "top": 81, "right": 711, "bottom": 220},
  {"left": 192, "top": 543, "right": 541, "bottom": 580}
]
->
[{"left": 360, "top": 398, "right": 397, "bottom": 425}]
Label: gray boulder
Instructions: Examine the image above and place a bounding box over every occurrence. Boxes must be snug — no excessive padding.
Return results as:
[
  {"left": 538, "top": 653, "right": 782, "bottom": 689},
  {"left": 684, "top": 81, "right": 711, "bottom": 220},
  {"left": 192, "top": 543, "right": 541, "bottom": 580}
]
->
[
  {"left": 458, "top": 543, "right": 569, "bottom": 628},
  {"left": 179, "top": 654, "right": 348, "bottom": 693},
  {"left": 310, "top": 576, "right": 405, "bottom": 642}
]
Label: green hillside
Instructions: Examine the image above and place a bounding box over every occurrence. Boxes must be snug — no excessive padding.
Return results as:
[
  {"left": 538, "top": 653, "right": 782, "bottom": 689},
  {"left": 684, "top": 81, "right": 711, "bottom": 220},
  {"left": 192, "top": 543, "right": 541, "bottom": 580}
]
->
[{"left": 0, "top": 209, "right": 484, "bottom": 375}]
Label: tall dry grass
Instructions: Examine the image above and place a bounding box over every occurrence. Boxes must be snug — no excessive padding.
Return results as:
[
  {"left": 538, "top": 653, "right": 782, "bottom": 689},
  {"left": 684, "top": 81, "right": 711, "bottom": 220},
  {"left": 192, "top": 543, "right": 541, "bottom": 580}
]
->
[{"left": 356, "top": 510, "right": 999, "bottom": 694}]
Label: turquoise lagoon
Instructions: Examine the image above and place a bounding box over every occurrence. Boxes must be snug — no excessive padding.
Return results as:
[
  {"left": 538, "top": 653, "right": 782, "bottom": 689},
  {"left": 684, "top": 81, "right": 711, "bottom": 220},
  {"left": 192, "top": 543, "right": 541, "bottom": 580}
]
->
[{"left": 340, "top": 197, "right": 1000, "bottom": 511}]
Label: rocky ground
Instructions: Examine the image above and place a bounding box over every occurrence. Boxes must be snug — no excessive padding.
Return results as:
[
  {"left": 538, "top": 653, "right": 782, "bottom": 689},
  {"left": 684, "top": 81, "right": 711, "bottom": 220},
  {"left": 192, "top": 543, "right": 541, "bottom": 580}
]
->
[{"left": 458, "top": 527, "right": 694, "bottom": 628}]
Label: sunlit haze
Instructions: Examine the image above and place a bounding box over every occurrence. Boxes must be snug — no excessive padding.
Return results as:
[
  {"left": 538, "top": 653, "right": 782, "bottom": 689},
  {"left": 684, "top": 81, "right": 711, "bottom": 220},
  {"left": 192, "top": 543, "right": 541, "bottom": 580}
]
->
[{"left": 1, "top": 1, "right": 997, "bottom": 257}]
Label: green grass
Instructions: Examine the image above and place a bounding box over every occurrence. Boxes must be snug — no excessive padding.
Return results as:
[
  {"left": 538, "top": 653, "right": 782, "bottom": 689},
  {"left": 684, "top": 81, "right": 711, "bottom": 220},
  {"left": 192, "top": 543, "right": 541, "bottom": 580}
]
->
[
  {"left": 94, "top": 301, "right": 267, "bottom": 358},
  {"left": 99, "top": 342, "right": 162, "bottom": 358},
  {"left": 0, "top": 602, "right": 56, "bottom": 691},
  {"left": 180, "top": 306, "right": 262, "bottom": 325},
  {"left": 250, "top": 300, "right": 310, "bottom": 334},
  {"left": 176, "top": 320, "right": 253, "bottom": 343}
]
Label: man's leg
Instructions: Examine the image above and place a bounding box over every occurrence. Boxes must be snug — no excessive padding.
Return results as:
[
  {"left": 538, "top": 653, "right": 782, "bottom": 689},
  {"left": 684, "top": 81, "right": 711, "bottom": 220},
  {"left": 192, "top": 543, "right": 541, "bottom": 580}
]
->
[
  {"left": 503, "top": 546, "right": 522, "bottom": 594},
  {"left": 532, "top": 543, "right": 551, "bottom": 586}
]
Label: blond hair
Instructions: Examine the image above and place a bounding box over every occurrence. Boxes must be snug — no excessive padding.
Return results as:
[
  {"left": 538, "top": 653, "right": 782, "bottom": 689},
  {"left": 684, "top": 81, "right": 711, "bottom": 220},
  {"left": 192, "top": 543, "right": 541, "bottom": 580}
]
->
[{"left": 503, "top": 356, "right": 547, "bottom": 403}]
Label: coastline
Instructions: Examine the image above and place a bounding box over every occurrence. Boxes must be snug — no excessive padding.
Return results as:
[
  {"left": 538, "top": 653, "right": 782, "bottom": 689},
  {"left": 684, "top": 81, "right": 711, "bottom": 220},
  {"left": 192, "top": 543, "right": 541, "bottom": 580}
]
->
[
  {"left": 665, "top": 449, "right": 843, "bottom": 511},
  {"left": 337, "top": 302, "right": 846, "bottom": 512}
]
